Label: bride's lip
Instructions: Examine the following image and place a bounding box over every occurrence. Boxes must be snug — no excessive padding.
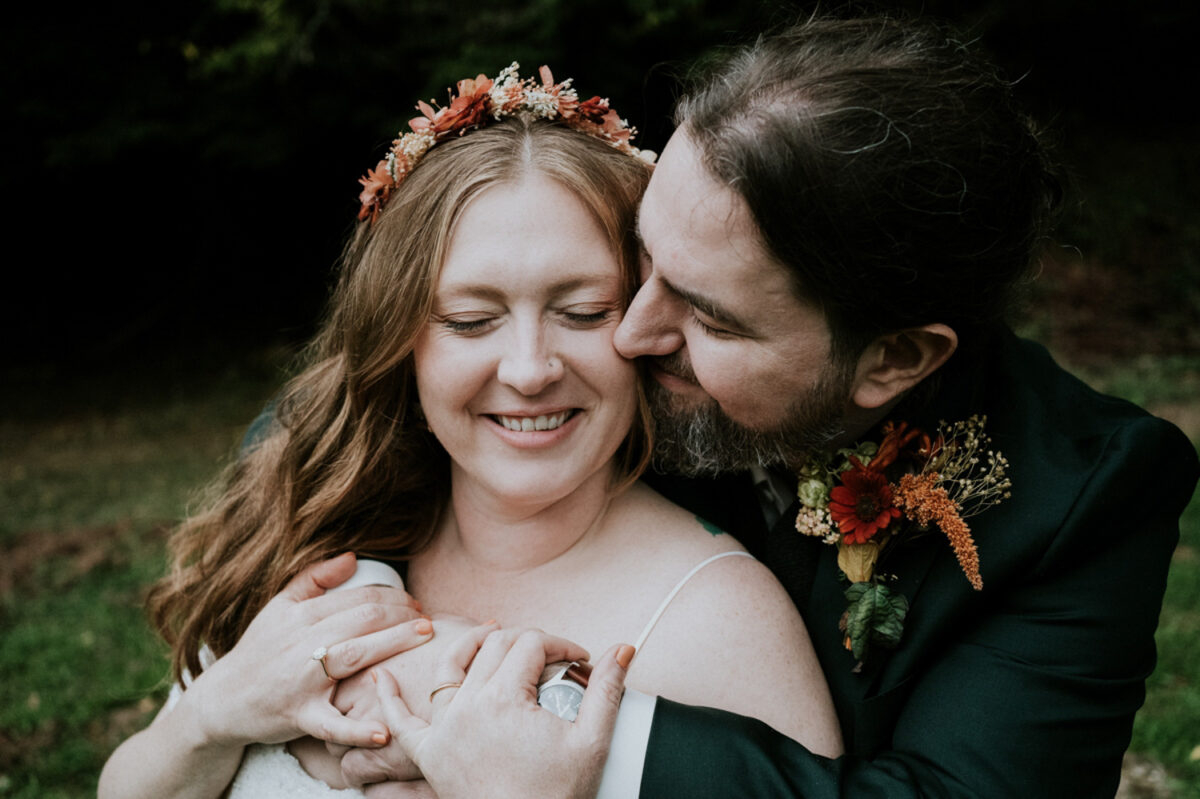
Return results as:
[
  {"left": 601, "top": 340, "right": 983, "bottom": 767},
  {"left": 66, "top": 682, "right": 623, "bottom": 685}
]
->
[{"left": 485, "top": 409, "right": 581, "bottom": 447}]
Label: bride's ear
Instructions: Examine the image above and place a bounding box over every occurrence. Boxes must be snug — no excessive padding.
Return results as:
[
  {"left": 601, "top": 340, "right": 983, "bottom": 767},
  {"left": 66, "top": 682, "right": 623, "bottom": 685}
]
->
[{"left": 849, "top": 324, "right": 958, "bottom": 410}]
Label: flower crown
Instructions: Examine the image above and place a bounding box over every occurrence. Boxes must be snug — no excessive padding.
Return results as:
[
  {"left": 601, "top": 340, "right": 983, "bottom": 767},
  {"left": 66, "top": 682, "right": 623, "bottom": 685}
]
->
[{"left": 356, "top": 63, "right": 656, "bottom": 223}]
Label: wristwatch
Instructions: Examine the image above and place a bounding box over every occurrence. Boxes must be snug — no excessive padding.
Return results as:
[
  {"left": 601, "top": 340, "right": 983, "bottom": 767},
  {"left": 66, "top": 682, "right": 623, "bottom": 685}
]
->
[{"left": 536, "top": 661, "right": 592, "bottom": 722}]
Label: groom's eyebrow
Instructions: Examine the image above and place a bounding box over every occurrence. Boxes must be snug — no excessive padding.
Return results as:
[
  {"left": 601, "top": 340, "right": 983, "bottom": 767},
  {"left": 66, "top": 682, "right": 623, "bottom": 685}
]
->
[
  {"left": 665, "top": 280, "right": 751, "bottom": 332},
  {"left": 634, "top": 205, "right": 753, "bottom": 334}
]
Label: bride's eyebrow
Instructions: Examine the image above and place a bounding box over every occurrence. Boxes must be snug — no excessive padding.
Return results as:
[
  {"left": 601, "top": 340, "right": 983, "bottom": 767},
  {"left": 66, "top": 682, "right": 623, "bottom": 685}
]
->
[{"left": 436, "top": 276, "right": 619, "bottom": 303}]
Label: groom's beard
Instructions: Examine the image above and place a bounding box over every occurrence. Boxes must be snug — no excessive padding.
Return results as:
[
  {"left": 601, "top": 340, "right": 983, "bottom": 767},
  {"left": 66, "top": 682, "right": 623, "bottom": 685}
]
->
[{"left": 646, "top": 353, "right": 854, "bottom": 477}]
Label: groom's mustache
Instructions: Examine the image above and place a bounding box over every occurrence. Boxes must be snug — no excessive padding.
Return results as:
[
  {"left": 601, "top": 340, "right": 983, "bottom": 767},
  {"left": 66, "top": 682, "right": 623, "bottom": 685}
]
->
[{"left": 648, "top": 352, "right": 699, "bottom": 385}]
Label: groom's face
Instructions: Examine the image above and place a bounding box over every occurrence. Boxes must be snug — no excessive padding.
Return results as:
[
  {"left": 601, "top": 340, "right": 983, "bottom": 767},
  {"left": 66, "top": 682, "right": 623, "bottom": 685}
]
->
[{"left": 614, "top": 131, "right": 857, "bottom": 474}]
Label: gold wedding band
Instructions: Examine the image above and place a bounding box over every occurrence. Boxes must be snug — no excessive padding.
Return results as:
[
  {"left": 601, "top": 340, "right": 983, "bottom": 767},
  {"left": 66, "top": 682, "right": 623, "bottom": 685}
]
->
[
  {"left": 428, "top": 681, "right": 462, "bottom": 703},
  {"left": 311, "top": 645, "right": 336, "bottom": 681}
]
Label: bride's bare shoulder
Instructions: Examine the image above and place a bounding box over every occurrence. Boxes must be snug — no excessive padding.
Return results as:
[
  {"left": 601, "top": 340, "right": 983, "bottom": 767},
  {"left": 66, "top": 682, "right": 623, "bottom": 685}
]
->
[{"left": 609, "top": 480, "right": 747, "bottom": 561}]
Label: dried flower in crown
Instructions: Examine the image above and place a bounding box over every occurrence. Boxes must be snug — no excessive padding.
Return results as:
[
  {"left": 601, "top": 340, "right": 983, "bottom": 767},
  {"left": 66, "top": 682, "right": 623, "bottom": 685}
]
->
[
  {"left": 795, "top": 415, "right": 1011, "bottom": 669},
  {"left": 356, "top": 63, "right": 656, "bottom": 223}
]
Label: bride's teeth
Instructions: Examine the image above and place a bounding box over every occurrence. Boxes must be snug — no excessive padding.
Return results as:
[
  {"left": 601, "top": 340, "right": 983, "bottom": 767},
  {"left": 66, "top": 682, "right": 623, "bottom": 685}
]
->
[{"left": 497, "top": 411, "right": 570, "bottom": 432}]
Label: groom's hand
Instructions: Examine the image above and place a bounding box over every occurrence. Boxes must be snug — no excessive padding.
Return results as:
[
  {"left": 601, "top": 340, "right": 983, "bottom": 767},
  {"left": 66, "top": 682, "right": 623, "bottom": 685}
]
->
[{"left": 364, "top": 623, "right": 633, "bottom": 799}]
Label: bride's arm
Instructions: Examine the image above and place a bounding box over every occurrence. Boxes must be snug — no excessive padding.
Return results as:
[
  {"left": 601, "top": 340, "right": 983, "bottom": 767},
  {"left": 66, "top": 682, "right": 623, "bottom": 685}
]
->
[
  {"left": 628, "top": 551, "right": 843, "bottom": 757},
  {"left": 98, "top": 555, "right": 429, "bottom": 799}
]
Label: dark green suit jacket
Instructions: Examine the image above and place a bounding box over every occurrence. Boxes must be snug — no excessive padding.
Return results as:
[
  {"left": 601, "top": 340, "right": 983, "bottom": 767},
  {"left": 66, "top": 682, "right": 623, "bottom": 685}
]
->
[{"left": 639, "top": 331, "right": 1198, "bottom": 797}]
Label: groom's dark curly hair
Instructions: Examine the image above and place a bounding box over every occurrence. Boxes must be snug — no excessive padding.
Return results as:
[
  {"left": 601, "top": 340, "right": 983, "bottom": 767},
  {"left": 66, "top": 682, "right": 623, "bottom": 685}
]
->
[{"left": 677, "top": 13, "right": 1063, "bottom": 365}]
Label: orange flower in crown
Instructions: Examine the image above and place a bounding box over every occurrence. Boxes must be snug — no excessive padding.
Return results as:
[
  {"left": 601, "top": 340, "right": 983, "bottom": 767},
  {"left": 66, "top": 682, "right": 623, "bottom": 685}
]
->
[
  {"left": 412, "top": 75, "right": 494, "bottom": 136},
  {"left": 356, "top": 63, "right": 655, "bottom": 223}
]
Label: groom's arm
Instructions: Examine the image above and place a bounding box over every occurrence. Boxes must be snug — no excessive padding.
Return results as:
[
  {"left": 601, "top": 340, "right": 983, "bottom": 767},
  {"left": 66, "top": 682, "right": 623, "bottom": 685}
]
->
[{"left": 638, "top": 415, "right": 1196, "bottom": 798}]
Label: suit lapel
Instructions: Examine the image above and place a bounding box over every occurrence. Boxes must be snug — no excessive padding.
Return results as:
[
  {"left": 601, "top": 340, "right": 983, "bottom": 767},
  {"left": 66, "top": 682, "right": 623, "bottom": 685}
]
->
[
  {"left": 803, "top": 346, "right": 992, "bottom": 748},
  {"left": 763, "top": 498, "right": 824, "bottom": 613}
]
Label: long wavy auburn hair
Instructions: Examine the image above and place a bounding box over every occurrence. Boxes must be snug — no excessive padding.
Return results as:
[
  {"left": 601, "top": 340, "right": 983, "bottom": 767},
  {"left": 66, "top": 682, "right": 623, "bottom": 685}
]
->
[{"left": 150, "top": 116, "right": 654, "bottom": 681}]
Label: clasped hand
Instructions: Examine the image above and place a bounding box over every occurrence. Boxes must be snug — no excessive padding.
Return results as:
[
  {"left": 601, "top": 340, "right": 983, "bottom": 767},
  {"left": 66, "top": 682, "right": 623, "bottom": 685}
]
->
[
  {"left": 184, "top": 553, "right": 429, "bottom": 750},
  {"left": 337, "top": 623, "right": 634, "bottom": 799}
]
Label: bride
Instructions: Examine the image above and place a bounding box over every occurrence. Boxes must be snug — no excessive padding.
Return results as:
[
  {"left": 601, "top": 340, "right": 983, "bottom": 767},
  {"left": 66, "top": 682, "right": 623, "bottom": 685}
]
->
[{"left": 99, "top": 64, "right": 841, "bottom": 798}]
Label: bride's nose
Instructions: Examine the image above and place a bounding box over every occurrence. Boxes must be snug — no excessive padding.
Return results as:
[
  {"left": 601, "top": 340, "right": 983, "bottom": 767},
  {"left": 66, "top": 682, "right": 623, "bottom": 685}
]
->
[{"left": 496, "top": 323, "right": 564, "bottom": 395}]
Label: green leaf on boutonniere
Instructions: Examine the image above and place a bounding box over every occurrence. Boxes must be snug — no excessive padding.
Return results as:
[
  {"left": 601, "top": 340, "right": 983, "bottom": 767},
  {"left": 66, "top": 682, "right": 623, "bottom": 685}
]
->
[{"left": 843, "top": 582, "right": 909, "bottom": 663}]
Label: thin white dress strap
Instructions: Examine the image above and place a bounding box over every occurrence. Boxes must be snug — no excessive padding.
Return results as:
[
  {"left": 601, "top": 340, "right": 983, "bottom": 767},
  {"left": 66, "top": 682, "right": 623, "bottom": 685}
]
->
[{"left": 632, "top": 550, "right": 756, "bottom": 653}]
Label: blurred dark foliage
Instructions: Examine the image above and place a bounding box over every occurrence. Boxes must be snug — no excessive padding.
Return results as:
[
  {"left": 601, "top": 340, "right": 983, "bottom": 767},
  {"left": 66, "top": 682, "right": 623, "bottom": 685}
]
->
[{"left": 4, "top": 0, "right": 1196, "bottom": 374}]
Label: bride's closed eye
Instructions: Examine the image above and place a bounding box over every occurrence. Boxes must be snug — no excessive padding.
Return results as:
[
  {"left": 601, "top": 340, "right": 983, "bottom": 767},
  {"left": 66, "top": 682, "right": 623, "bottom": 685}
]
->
[
  {"left": 435, "top": 315, "right": 497, "bottom": 335},
  {"left": 559, "top": 307, "right": 614, "bottom": 327}
]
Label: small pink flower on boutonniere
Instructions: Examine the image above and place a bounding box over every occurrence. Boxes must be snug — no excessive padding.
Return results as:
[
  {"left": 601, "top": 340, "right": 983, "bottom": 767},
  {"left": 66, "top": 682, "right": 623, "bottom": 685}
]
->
[{"left": 795, "top": 415, "right": 1010, "bottom": 669}]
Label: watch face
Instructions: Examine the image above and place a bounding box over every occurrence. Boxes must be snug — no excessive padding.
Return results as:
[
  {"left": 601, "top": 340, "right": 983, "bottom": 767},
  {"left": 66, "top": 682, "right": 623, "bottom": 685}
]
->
[{"left": 537, "top": 683, "right": 584, "bottom": 722}]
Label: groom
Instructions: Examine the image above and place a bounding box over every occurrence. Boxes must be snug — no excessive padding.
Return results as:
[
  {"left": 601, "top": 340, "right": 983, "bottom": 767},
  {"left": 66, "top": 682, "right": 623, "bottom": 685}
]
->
[{"left": 354, "top": 15, "right": 1199, "bottom": 798}]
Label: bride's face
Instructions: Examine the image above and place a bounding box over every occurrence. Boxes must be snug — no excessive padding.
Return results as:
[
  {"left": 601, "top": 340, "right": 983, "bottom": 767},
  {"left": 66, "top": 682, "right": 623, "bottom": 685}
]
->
[{"left": 413, "top": 175, "right": 638, "bottom": 508}]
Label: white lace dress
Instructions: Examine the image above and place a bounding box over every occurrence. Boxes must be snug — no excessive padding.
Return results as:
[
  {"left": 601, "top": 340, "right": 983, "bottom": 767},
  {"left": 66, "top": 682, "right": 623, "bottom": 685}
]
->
[{"left": 228, "top": 743, "right": 365, "bottom": 798}]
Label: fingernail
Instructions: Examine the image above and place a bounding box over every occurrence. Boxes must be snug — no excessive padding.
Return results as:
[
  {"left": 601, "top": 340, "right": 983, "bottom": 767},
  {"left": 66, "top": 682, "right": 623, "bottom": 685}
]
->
[
  {"left": 415, "top": 618, "right": 433, "bottom": 635},
  {"left": 371, "top": 730, "right": 389, "bottom": 745},
  {"left": 370, "top": 669, "right": 378, "bottom": 683},
  {"left": 616, "top": 644, "right": 635, "bottom": 670}
]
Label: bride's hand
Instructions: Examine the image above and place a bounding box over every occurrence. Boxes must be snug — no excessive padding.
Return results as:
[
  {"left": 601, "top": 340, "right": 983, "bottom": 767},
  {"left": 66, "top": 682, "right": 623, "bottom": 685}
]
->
[
  {"left": 182, "top": 553, "right": 433, "bottom": 750},
  {"left": 349, "top": 625, "right": 629, "bottom": 799}
]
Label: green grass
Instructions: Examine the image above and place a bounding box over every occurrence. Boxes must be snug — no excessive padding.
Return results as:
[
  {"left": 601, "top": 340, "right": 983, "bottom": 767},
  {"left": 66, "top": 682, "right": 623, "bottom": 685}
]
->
[
  {"left": 1130, "top": 491, "right": 1200, "bottom": 797},
  {"left": 0, "top": 348, "right": 287, "bottom": 797},
  {"left": 1, "top": 344, "right": 1197, "bottom": 797}
]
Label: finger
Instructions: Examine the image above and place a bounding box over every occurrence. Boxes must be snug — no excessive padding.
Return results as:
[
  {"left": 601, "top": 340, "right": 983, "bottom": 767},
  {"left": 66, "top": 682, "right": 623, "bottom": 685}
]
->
[
  {"left": 373, "top": 669, "right": 431, "bottom": 761},
  {"left": 341, "top": 743, "right": 423, "bottom": 787},
  {"left": 485, "top": 630, "right": 592, "bottom": 706},
  {"left": 297, "top": 702, "right": 391, "bottom": 749},
  {"left": 320, "top": 617, "right": 435, "bottom": 680},
  {"left": 278, "top": 553, "right": 358, "bottom": 602},
  {"left": 456, "top": 626, "right": 539, "bottom": 696},
  {"left": 429, "top": 621, "right": 500, "bottom": 700},
  {"left": 575, "top": 643, "right": 634, "bottom": 742},
  {"left": 364, "top": 780, "right": 436, "bottom": 799},
  {"left": 304, "top": 583, "right": 421, "bottom": 622}
]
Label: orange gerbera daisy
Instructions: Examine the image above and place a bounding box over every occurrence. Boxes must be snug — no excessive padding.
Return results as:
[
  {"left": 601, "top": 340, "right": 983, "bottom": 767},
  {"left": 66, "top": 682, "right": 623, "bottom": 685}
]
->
[{"left": 829, "top": 464, "right": 901, "bottom": 544}]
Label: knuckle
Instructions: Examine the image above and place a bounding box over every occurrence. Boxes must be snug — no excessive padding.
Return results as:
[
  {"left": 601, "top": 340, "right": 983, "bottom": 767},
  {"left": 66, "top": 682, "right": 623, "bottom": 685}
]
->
[
  {"left": 353, "top": 602, "right": 388, "bottom": 626},
  {"left": 596, "top": 679, "right": 625, "bottom": 707},
  {"left": 295, "top": 603, "right": 322, "bottom": 626},
  {"left": 362, "top": 586, "right": 400, "bottom": 606},
  {"left": 340, "top": 752, "right": 367, "bottom": 783},
  {"left": 339, "top": 640, "right": 366, "bottom": 670},
  {"left": 516, "top": 628, "right": 547, "bottom": 647},
  {"left": 480, "top": 628, "right": 508, "bottom": 648}
]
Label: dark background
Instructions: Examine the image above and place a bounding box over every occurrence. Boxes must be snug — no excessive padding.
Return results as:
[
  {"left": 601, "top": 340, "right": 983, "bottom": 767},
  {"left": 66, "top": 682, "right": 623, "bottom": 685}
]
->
[{"left": 5, "top": 0, "right": 1198, "bottom": 383}]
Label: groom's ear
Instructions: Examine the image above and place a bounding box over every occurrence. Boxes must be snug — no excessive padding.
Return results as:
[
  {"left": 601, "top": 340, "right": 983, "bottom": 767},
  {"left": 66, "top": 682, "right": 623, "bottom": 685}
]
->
[{"left": 849, "top": 324, "right": 958, "bottom": 410}]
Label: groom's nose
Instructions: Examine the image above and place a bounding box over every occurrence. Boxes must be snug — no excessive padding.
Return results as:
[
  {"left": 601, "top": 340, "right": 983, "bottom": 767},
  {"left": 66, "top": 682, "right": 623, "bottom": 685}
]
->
[{"left": 614, "top": 276, "right": 684, "bottom": 359}]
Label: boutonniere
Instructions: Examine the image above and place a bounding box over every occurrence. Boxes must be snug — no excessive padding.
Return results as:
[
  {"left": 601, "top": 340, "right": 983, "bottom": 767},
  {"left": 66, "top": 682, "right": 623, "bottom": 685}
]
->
[{"left": 795, "top": 415, "right": 1011, "bottom": 670}]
